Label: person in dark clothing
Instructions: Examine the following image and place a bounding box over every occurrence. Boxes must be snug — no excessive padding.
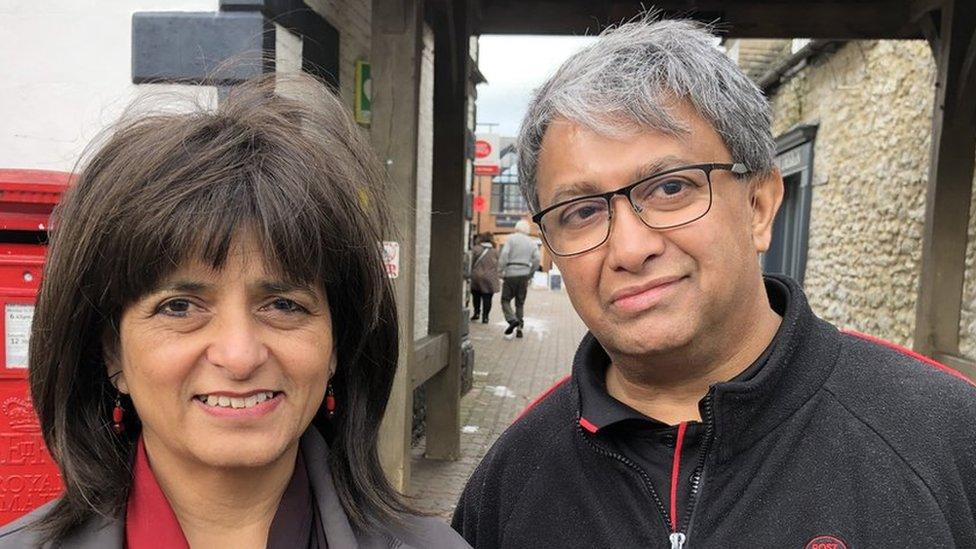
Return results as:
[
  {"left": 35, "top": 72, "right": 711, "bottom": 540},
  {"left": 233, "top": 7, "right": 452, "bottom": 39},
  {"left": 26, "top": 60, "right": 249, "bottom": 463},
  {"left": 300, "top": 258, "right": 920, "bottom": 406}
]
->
[
  {"left": 453, "top": 16, "right": 976, "bottom": 549},
  {"left": 470, "top": 233, "right": 501, "bottom": 323}
]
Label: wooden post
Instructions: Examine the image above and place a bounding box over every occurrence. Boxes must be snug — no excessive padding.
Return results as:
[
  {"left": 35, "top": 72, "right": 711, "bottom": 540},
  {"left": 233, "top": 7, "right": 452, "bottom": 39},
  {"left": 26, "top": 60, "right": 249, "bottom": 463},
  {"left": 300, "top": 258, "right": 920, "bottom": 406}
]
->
[
  {"left": 370, "top": 0, "right": 423, "bottom": 490},
  {"left": 423, "top": 0, "right": 470, "bottom": 460},
  {"left": 913, "top": 0, "right": 976, "bottom": 360}
]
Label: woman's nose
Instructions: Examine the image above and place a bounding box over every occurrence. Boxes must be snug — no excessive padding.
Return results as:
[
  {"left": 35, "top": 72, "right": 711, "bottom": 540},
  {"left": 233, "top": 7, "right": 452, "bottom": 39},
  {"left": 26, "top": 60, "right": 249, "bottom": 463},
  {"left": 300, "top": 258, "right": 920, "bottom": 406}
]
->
[{"left": 205, "top": 313, "right": 269, "bottom": 379}]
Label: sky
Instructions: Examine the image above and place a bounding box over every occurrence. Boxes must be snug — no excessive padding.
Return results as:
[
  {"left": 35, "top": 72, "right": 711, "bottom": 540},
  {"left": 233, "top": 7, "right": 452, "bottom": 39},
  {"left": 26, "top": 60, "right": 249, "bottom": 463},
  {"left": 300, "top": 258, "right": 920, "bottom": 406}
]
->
[{"left": 475, "top": 35, "right": 597, "bottom": 138}]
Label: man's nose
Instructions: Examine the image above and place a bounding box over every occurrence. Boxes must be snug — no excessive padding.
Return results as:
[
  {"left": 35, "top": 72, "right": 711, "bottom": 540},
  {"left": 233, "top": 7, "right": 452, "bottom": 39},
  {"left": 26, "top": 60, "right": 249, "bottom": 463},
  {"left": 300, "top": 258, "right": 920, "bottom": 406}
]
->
[
  {"left": 205, "top": 310, "right": 269, "bottom": 380},
  {"left": 605, "top": 195, "right": 666, "bottom": 272}
]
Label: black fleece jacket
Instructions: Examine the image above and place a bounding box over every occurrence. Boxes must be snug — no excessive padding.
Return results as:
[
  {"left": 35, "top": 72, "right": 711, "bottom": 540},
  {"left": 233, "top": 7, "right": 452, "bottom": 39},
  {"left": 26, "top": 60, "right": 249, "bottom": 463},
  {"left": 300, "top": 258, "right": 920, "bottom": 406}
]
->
[{"left": 452, "top": 275, "right": 976, "bottom": 548}]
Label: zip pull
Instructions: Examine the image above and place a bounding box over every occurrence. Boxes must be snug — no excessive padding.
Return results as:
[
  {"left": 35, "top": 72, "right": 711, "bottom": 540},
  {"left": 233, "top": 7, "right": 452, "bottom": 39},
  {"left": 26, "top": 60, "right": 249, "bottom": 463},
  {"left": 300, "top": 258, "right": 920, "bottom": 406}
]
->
[{"left": 669, "top": 532, "right": 687, "bottom": 549}]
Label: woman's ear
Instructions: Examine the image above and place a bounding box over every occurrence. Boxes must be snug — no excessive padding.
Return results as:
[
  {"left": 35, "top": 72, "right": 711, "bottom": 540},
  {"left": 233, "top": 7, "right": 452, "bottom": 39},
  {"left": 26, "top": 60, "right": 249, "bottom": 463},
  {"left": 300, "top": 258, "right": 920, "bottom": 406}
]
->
[
  {"left": 103, "top": 325, "right": 128, "bottom": 394},
  {"left": 328, "top": 353, "right": 338, "bottom": 381},
  {"left": 749, "top": 169, "right": 785, "bottom": 254}
]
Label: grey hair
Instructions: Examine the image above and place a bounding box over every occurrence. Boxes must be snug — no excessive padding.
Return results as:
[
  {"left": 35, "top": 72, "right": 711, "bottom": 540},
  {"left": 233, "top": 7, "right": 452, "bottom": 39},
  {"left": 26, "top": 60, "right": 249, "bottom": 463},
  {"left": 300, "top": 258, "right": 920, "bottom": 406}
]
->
[
  {"left": 514, "top": 219, "right": 531, "bottom": 234},
  {"left": 517, "top": 17, "right": 776, "bottom": 212}
]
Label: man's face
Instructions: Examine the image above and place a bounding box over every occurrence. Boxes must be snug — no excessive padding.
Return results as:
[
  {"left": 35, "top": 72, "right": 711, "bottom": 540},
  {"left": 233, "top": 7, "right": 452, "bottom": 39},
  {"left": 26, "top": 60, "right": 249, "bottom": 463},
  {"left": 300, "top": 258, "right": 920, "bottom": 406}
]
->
[{"left": 535, "top": 104, "right": 781, "bottom": 360}]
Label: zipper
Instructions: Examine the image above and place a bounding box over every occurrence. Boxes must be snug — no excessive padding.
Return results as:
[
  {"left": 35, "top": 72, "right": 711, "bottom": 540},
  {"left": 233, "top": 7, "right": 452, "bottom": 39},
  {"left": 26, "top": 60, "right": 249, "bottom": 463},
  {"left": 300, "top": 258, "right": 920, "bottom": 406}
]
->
[
  {"left": 577, "top": 392, "right": 716, "bottom": 549},
  {"left": 675, "top": 393, "right": 717, "bottom": 546},
  {"left": 577, "top": 423, "right": 673, "bottom": 534},
  {"left": 668, "top": 422, "right": 689, "bottom": 547}
]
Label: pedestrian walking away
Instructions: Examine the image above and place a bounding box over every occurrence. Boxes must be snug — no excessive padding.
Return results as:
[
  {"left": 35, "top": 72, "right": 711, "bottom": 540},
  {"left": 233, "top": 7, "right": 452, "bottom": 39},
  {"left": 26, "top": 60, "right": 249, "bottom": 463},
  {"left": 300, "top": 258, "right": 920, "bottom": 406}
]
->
[
  {"left": 469, "top": 233, "right": 501, "bottom": 323},
  {"left": 453, "top": 15, "right": 976, "bottom": 549},
  {"left": 498, "top": 220, "right": 541, "bottom": 339}
]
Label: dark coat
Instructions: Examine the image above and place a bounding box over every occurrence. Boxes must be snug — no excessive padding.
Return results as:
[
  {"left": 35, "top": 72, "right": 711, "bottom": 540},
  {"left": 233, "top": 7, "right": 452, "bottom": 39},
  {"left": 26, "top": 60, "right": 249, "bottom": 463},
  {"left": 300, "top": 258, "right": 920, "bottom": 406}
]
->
[
  {"left": 453, "top": 275, "right": 976, "bottom": 548},
  {"left": 0, "top": 428, "right": 470, "bottom": 549},
  {"left": 470, "top": 244, "right": 500, "bottom": 294}
]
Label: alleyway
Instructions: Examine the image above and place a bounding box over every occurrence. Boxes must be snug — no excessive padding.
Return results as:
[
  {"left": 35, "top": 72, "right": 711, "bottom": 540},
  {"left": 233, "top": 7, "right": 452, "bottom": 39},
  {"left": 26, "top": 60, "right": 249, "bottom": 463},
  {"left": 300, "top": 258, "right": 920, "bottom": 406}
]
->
[{"left": 409, "top": 285, "right": 587, "bottom": 520}]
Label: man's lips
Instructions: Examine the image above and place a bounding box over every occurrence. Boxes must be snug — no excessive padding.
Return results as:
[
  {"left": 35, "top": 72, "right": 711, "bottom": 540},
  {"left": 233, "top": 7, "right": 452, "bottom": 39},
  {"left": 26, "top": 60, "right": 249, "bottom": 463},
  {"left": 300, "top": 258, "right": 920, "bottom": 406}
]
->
[{"left": 609, "top": 275, "right": 686, "bottom": 313}]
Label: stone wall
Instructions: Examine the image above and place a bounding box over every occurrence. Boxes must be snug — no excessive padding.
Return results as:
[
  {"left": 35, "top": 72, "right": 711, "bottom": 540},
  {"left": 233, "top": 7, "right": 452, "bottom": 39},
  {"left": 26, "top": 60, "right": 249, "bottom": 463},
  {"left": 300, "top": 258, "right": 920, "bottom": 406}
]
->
[
  {"left": 961, "top": 171, "right": 976, "bottom": 360},
  {"left": 767, "top": 40, "right": 936, "bottom": 347}
]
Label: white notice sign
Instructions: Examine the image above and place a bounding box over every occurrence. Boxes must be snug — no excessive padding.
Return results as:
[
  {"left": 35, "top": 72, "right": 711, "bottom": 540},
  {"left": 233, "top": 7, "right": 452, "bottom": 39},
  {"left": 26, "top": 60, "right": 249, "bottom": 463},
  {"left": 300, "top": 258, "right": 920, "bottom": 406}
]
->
[
  {"left": 5, "top": 304, "right": 34, "bottom": 369},
  {"left": 382, "top": 241, "right": 400, "bottom": 279}
]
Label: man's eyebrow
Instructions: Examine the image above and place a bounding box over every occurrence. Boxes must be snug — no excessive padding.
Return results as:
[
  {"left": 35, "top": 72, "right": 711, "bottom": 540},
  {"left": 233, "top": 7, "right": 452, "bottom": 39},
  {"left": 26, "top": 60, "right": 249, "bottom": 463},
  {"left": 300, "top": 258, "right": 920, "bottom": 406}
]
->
[
  {"left": 547, "top": 181, "right": 604, "bottom": 208},
  {"left": 543, "top": 155, "right": 695, "bottom": 210},
  {"left": 631, "top": 155, "right": 693, "bottom": 181}
]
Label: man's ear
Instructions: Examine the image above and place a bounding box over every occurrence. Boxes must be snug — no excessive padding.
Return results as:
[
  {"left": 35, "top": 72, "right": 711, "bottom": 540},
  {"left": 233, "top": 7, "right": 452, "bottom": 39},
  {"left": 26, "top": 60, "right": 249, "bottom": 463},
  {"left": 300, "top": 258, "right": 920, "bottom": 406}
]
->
[{"left": 749, "top": 168, "right": 785, "bottom": 253}]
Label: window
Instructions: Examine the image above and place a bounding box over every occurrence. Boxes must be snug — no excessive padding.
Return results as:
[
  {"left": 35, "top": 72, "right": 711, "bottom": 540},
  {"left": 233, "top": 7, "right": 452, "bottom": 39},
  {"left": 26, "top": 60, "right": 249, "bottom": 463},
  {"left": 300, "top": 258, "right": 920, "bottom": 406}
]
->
[
  {"left": 764, "top": 125, "right": 817, "bottom": 284},
  {"left": 490, "top": 151, "right": 528, "bottom": 217}
]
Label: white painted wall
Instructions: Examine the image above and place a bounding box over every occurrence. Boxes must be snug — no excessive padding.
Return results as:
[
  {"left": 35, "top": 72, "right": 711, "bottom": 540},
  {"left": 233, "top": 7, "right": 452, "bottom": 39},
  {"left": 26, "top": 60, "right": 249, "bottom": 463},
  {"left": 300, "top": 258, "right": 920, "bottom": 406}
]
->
[
  {"left": 0, "top": 0, "right": 220, "bottom": 172},
  {"left": 303, "top": 0, "right": 370, "bottom": 107}
]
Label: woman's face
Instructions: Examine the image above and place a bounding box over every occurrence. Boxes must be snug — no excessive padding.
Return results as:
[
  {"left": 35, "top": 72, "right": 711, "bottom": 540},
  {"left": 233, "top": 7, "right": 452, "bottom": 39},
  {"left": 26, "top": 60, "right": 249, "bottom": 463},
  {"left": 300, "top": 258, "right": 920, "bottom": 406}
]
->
[{"left": 111, "top": 235, "right": 333, "bottom": 470}]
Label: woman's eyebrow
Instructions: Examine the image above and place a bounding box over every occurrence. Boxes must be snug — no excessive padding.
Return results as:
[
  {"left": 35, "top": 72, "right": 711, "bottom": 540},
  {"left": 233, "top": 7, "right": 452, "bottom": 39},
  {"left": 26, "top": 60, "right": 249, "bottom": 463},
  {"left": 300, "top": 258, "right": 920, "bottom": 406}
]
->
[
  {"left": 159, "top": 280, "right": 211, "bottom": 293},
  {"left": 256, "top": 279, "right": 318, "bottom": 298}
]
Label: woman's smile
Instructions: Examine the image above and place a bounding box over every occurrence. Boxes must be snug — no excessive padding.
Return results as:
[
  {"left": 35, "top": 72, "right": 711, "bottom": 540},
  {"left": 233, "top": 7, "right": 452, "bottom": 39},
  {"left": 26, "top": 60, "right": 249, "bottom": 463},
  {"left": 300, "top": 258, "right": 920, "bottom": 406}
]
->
[{"left": 193, "top": 390, "right": 285, "bottom": 419}]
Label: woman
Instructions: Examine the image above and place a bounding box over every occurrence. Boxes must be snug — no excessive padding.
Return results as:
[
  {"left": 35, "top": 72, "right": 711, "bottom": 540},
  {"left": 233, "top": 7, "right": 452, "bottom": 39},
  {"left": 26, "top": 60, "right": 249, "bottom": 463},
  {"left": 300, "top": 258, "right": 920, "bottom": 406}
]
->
[
  {"left": 0, "top": 73, "right": 468, "bottom": 548},
  {"left": 468, "top": 233, "right": 500, "bottom": 323}
]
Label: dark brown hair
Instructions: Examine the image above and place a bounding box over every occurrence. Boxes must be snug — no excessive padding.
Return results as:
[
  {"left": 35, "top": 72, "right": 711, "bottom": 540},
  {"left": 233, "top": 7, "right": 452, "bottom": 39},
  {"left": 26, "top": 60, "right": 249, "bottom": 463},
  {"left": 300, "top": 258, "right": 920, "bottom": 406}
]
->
[{"left": 28, "top": 72, "right": 408, "bottom": 541}]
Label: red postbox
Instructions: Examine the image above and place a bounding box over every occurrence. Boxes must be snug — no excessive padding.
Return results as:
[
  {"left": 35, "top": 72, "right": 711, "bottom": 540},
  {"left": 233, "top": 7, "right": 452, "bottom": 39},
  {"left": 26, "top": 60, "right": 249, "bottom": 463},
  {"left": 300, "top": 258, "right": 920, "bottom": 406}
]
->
[{"left": 0, "top": 169, "right": 69, "bottom": 525}]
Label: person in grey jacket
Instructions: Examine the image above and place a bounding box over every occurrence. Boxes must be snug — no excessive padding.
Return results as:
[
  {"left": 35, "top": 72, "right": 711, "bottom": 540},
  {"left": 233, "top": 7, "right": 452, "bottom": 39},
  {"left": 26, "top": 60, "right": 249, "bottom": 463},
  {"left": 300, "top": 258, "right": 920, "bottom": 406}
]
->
[
  {"left": 497, "top": 220, "right": 541, "bottom": 339},
  {"left": 0, "top": 73, "right": 468, "bottom": 549}
]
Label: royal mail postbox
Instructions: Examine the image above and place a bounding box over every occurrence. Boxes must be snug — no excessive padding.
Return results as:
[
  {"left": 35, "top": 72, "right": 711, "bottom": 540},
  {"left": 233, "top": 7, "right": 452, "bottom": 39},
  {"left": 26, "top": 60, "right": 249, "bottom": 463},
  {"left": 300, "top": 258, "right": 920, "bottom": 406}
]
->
[{"left": 0, "top": 169, "right": 69, "bottom": 525}]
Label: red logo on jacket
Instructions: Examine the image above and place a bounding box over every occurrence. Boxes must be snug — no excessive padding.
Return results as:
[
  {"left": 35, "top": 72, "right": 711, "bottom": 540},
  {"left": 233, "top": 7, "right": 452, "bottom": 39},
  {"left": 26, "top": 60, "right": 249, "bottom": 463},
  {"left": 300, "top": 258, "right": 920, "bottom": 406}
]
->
[{"left": 805, "top": 535, "right": 848, "bottom": 549}]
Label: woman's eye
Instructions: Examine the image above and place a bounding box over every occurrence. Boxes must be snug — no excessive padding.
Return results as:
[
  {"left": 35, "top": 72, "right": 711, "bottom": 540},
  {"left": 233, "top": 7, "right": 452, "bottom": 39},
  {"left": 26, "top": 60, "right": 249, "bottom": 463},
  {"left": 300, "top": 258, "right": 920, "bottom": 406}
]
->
[
  {"left": 157, "top": 298, "right": 193, "bottom": 317},
  {"left": 266, "top": 298, "right": 308, "bottom": 314}
]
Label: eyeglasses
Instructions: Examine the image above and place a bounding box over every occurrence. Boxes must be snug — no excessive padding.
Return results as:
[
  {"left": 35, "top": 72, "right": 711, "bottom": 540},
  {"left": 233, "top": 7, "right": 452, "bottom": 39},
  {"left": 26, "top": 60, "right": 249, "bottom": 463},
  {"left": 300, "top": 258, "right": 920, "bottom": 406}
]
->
[{"left": 532, "top": 163, "right": 749, "bottom": 257}]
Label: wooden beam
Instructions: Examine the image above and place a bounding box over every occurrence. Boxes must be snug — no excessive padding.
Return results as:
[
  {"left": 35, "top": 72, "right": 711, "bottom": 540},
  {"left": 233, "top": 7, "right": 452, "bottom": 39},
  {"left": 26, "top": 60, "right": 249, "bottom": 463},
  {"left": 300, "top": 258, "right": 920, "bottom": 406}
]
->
[
  {"left": 370, "top": 0, "right": 423, "bottom": 492},
  {"left": 423, "top": 0, "right": 471, "bottom": 461},
  {"left": 913, "top": 0, "right": 976, "bottom": 362},
  {"left": 934, "top": 353, "right": 976, "bottom": 382},
  {"left": 412, "top": 333, "right": 450, "bottom": 389},
  {"left": 477, "top": 0, "right": 921, "bottom": 39}
]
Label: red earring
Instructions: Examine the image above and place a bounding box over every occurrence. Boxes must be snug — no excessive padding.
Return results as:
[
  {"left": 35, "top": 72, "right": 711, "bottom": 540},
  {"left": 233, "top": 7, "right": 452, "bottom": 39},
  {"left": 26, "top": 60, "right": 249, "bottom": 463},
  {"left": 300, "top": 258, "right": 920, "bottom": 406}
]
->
[
  {"left": 112, "top": 395, "right": 125, "bottom": 434},
  {"left": 326, "top": 383, "right": 336, "bottom": 419}
]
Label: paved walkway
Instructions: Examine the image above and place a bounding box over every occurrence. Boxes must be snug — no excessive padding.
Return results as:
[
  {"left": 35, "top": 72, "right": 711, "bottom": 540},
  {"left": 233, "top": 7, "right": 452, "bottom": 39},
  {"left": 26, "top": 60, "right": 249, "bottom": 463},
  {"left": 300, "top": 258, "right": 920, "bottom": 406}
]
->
[{"left": 409, "top": 285, "right": 588, "bottom": 520}]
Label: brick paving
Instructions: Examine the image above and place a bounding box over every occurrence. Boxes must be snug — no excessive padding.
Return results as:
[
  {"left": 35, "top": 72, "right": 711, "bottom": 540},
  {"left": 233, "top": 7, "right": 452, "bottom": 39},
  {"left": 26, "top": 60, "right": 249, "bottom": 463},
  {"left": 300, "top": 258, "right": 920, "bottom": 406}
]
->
[{"left": 408, "top": 285, "right": 588, "bottom": 520}]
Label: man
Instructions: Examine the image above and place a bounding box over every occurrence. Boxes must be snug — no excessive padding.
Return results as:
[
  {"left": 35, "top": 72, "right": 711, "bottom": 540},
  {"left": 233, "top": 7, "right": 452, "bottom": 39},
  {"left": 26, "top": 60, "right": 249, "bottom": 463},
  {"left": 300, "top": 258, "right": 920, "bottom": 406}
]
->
[
  {"left": 453, "top": 17, "right": 976, "bottom": 548},
  {"left": 497, "top": 219, "right": 541, "bottom": 339}
]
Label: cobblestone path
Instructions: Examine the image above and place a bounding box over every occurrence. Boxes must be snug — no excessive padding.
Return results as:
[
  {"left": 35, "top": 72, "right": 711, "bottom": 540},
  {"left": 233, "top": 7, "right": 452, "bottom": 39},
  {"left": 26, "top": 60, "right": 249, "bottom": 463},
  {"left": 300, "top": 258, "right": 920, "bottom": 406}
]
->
[{"left": 409, "top": 285, "right": 587, "bottom": 520}]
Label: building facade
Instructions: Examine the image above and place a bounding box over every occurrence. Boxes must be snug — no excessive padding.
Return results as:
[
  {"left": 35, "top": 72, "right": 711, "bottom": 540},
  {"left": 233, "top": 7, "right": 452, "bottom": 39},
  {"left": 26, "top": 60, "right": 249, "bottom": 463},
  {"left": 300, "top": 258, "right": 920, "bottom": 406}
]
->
[{"left": 727, "top": 38, "right": 975, "bottom": 366}]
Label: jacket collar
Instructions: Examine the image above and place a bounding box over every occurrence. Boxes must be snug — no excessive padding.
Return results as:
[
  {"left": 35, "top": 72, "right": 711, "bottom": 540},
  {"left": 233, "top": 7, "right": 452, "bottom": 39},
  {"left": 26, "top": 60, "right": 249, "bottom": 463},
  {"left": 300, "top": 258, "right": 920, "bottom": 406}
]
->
[{"left": 572, "top": 275, "right": 841, "bottom": 463}]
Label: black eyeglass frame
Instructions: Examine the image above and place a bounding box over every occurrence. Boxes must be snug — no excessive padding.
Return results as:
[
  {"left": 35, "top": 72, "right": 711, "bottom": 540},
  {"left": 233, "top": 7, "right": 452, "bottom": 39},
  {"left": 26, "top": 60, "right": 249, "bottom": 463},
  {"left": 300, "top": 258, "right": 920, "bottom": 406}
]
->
[{"left": 531, "top": 162, "right": 750, "bottom": 257}]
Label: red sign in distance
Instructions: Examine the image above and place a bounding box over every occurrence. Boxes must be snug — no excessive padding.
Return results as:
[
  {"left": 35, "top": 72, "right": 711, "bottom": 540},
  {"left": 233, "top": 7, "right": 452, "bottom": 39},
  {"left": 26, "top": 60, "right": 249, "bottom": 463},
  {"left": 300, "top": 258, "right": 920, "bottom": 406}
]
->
[
  {"left": 473, "top": 195, "right": 486, "bottom": 212},
  {"left": 475, "top": 140, "right": 492, "bottom": 159}
]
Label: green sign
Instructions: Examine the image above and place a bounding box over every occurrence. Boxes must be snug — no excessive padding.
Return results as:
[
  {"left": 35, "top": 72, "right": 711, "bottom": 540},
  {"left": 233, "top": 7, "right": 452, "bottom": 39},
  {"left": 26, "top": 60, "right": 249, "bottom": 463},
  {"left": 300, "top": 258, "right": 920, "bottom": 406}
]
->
[{"left": 355, "top": 60, "right": 372, "bottom": 126}]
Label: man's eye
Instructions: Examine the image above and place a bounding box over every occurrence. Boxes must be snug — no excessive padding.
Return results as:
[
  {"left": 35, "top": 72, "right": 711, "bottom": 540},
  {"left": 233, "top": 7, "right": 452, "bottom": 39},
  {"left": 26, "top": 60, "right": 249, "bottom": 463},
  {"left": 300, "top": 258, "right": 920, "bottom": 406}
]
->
[
  {"left": 558, "top": 200, "right": 607, "bottom": 227},
  {"left": 651, "top": 178, "right": 691, "bottom": 198}
]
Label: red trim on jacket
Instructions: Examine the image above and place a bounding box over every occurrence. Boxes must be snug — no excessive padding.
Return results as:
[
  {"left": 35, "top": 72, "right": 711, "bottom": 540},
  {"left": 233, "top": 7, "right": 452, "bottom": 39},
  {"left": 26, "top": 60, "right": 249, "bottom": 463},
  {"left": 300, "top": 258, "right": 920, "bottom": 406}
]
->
[
  {"left": 515, "top": 375, "right": 572, "bottom": 422},
  {"left": 843, "top": 330, "right": 975, "bottom": 388},
  {"left": 669, "top": 422, "right": 688, "bottom": 532},
  {"left": 126, "top": 437, "right": 190, "bottom": 549},
  {"left": 578, "top": 417, "right": 599, "bottom": 433}
]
